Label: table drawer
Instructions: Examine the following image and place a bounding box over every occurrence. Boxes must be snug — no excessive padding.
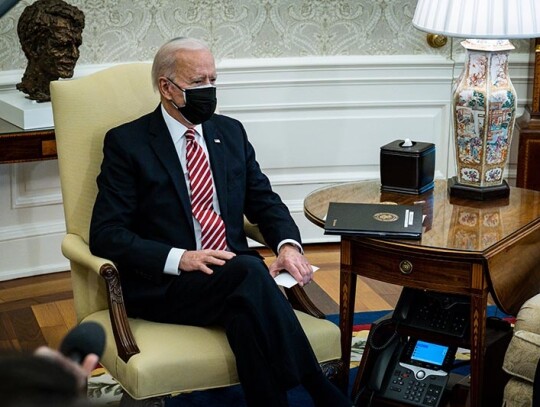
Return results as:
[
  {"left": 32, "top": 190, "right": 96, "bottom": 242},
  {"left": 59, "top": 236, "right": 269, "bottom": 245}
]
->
[{"left": 350, "top": 245, "right": 472, "bottom": 292}]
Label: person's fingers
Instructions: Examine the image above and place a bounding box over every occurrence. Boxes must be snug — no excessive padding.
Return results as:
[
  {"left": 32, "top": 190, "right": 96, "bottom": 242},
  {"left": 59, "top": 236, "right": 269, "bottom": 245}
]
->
[
  {"left": 293, "top": 259, "right": 314, "bottom": 285},
  {"left": 181, "top": 250, "right": 235, "bottom": 273},
  {"left": 35, "top": 346, "right": 96, "bottom": 391},
  {"left": 197, "top": 250, "right": 235, "bottom": 273},
  {"left": 300, "top": 260, "right": 313, "bottom": 284},
  {"left": 287, "top": 263, "right": 305, "bottom": 286},
  {"left": 198, "top": 264, "right": 214, "bottom": 275},
  {"left": 268, "top": 263, "right": 281, "bottom": 278},
  {"left": 208, "top": 250, "right": 236, "bottom": 260},
  {"left": 81, "top": 353, "right": 100, "bottom": 375}
]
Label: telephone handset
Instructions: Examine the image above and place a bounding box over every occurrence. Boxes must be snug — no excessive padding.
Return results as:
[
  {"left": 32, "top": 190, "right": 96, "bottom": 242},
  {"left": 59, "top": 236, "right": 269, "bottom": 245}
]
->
[
  {"left": 393, "top": 287, "right": 470, "bottom": 338},
  {"left": 368, "top": 336, "right": 402, "bottom": 392}
]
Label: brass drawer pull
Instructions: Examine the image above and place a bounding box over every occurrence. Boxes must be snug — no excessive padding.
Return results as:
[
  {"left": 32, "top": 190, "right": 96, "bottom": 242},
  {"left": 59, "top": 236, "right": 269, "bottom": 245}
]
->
[{"left": 399, "top": 260, "right": 413, "bottom": 274}]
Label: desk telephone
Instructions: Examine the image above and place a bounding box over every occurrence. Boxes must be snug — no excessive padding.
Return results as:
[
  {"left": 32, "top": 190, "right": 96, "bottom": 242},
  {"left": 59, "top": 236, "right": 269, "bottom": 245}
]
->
[
  {"left": 361, "top": 288, "right": 470, "bottom": 406},
  {"left": 367, "top": 336, "right": 458, "bottom": 407}
]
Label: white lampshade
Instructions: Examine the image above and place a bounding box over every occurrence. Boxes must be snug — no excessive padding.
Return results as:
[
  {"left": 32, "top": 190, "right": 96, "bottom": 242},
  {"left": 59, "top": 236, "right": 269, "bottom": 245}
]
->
[{"left": 413, "top": 0, "right": 540, "bottom": 39}]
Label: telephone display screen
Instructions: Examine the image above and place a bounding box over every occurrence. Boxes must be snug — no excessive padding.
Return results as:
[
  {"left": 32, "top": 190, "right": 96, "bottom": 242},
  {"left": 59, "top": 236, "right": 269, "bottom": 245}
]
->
[{"left": 411, "top": 340, "right": 448, "bottom": 366}]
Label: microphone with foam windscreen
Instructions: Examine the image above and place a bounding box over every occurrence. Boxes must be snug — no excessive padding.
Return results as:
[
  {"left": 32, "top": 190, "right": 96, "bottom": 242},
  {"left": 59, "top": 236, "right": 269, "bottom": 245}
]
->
[
  {"left": 59, "top": 321, "right": 106, "bottom": 364},
  {"left": 0, "top": 0, "right": 19, "bottom": 18}
]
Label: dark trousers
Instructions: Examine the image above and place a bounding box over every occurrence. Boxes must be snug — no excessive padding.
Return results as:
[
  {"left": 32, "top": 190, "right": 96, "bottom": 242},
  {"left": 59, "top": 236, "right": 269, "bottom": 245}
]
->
[{"left": 155, "top": 255, "right": 323, "bottom": 406}]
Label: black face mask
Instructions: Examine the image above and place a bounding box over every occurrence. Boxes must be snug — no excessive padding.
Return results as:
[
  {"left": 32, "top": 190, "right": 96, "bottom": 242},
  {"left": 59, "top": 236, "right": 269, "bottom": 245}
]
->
[{"left": 168, "top": 79, "right": 217, "bottom": 125}]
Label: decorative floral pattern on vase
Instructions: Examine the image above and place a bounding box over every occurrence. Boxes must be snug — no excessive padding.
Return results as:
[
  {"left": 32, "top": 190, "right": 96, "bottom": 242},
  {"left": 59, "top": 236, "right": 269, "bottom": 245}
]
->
[
  {"left": 453, "top": 48, "right": 516, "bottom": 187},
  {"left": 466, "top": 53, "right": 487, "bottom": 87}
]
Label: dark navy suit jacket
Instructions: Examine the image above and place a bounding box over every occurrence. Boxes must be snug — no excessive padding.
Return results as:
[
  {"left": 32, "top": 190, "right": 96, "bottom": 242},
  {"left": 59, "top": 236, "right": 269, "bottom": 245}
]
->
[{"left": 89, "top": 106, "right": 300, "bottom": 308}]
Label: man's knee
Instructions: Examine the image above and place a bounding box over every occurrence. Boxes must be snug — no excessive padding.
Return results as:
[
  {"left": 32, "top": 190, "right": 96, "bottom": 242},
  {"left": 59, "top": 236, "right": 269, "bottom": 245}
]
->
[
  {"left": 209, "top": 254, "right": 270, "bottom": 294},
  {"left": 226, "top": 254, "right": 268, "bottom": 278}
]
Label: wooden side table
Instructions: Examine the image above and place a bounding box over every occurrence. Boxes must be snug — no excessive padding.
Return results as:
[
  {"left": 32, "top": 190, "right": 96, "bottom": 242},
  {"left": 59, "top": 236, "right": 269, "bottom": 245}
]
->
[
  {"left": 304, "top": 179, "right": 540, "bottom": 407},
  {"left": 0, "top": 118, "right": 56, "bottom": 164}
]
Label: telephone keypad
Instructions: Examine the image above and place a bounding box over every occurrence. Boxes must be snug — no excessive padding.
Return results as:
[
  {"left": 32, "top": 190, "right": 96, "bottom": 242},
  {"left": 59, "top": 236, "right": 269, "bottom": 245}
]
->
[
  {"left": 382, "top": 367, "right": 447, "bottom": 407},
  {"left": 393, "top": 288, "right": 470, "bottom": 339},
  {"left": 410, "top": 301, "right": 468, "bottom": 338},
  {"left": 423, "top": 384, "right": 443, "bottom": 406}
]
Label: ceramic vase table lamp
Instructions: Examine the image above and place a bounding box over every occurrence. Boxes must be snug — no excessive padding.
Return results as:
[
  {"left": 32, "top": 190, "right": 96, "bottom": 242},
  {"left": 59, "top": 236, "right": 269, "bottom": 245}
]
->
[{"left": 413, "top": 0, "right": 540, "bottom": 200}]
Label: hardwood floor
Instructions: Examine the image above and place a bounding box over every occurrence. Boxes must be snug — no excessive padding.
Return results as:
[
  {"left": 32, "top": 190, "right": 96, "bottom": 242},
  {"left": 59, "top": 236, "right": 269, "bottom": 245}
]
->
[
  {"left": 0, "top": 272, "right": 76, "bottom": 352},
  {"left": 0, "top": 243, "right": 402, "bottom": 353}
]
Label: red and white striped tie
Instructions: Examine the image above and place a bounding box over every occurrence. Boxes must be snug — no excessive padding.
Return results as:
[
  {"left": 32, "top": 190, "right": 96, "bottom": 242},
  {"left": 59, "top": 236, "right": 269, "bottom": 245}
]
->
[{"left": 185, "top": 129, "right": 227, "bottom": 251}]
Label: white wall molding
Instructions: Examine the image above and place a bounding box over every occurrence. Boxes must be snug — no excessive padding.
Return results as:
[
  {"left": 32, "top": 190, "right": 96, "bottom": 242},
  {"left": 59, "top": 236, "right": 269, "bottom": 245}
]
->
[
  {"left": 223, "top": 100, "right": 453, "bottom": 113},
  {"left": 0, "top": 220, "right": 65, "bottom": 242},
  {"left": 0, "top": 261, "right": 69, "bottom": 282},
  {"left": 10, "top": 163, "right": 63, "bottom": 208},
  {"left": 267, "top": 171, "right": 382, "bottom": 186},
  {"left": 0, "top": 222, "right": 67, "bottom": 281}
]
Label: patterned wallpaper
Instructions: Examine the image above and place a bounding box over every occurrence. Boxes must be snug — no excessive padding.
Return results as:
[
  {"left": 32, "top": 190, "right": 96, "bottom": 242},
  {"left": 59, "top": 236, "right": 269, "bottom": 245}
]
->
[{"left": 0, "top": 0, "right": 532, "bottom": 71}]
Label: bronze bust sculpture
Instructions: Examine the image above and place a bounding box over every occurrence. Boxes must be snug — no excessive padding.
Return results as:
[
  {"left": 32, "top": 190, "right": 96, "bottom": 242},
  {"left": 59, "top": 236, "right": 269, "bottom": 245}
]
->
[{"left": 16, "top": 0, "right": 85, "bottom": 102}]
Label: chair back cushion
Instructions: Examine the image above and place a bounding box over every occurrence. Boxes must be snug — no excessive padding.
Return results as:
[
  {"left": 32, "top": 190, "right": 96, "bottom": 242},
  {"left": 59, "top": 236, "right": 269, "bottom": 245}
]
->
[
  {"left": 50, "top": 64, "right": 159, "bottom": 321},
  {"left": 51, "top": 63, "right": 159, "bottom": 242}
]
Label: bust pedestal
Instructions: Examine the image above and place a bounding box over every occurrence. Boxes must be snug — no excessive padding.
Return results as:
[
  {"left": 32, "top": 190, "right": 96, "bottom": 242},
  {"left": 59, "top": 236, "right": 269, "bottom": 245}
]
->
[{"left": 0, "top": 90, "right": 53, "bottom": 129}]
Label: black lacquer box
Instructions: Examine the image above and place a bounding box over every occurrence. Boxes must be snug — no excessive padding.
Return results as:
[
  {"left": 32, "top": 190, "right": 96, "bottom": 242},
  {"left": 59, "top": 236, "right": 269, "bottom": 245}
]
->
[{"left": 380, "top": 139, "right": 435, "bottom": 194}]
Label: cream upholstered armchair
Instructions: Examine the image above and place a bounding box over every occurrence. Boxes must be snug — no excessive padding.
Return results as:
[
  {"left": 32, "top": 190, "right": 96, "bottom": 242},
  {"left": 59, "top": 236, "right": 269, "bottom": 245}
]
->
[
  {"left": 502, "top": 293, "right": 540, "bottom": 407},
  {"left": 50, "top": 63, "right": 343, "bottom": 405}
]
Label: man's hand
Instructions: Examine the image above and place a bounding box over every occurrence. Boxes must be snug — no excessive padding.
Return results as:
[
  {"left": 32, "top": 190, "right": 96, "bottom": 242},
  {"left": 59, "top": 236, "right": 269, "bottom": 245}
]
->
[
  {"left": 179, "top": 250, "right": 236, "bottom": 275},
  {"left": 268, "top": 244, "right": 313, "bottom": 287}
]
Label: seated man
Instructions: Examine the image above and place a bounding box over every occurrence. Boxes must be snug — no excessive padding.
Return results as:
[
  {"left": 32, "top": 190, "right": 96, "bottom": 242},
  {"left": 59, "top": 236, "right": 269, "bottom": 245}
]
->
[{"left": 89, "top": 37, "right": 351, "bottom": 407}]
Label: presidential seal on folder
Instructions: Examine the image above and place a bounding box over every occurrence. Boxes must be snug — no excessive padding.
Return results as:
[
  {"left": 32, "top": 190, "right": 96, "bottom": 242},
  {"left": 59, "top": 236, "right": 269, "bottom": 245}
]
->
[{"left": 324, "top": 202, "right": 423, "bottom": 239}]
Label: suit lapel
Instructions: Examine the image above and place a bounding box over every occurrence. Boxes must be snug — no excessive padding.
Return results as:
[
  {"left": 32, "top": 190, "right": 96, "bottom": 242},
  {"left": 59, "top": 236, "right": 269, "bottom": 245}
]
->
[
  {"left": 148, "top": 107, "right": 194, "bottom": 230},
  {"left": 203, "top": 119, "right": 228, "bottom": 222}
]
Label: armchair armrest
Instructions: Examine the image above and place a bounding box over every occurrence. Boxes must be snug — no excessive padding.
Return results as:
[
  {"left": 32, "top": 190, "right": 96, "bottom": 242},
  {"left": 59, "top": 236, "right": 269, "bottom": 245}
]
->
[
  {"left": 62, "top": 233, "right": 114, "bottom": 274},
  {"left": 62, "top": 234, "right": 140, "bottom": 362},
  {"left": 100, "top": 264, "right": 140, "bottom": 362}
]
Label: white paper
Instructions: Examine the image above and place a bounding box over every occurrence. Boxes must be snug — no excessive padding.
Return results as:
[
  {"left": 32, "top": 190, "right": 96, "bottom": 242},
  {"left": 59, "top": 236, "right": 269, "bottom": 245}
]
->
[{"left": 274, "top": 265, "right": 319, "bottom": 288}]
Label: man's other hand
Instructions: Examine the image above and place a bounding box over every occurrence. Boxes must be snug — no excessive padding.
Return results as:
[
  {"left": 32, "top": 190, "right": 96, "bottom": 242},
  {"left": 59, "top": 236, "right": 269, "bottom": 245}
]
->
[
  {"left": 269, "top": 244, "right": 313, "bottom": 287},
  {"left": 180, "top": 250, "right": 236, "bottom": 275}
]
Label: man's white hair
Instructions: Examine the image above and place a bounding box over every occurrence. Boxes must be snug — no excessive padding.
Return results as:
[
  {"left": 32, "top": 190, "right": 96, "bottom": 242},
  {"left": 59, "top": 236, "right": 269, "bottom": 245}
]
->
[{"left": 151, "top": 37, "right": 210, "bottom": 91}]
